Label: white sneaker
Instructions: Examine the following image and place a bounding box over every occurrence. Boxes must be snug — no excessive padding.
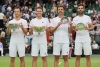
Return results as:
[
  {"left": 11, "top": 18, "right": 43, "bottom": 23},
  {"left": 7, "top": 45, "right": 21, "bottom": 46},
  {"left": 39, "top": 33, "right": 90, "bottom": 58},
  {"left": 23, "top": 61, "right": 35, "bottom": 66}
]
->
[{"left": 1, "top": 55, "right": 4, "bottom": 56}]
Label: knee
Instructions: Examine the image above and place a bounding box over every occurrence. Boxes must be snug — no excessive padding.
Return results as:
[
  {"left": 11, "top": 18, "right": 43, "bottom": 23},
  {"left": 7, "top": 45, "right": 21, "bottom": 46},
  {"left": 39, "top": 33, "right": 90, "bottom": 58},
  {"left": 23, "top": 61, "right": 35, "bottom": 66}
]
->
[
  {"left": 85, "top": 55, "right": 90, "bottom": 60},
  {"left": 63, "top": 56, "right": 68, "bottom": 61},
  {"left": 33, "top": 57, "right": 38, "bottom": 61},
  {"left": 20, "top": 57, "right": 25, "bottom": 62},
  {"left": 76, "top": 56, "right": 81, "bottom": 60},
  {"left": 54, "top": 56, "right": 59, "bottom": 61},
  {"left": 10, "top": 57, "right": 15, "bottom": 62},
  {"left": 42, "top": 57, "right": 47, "bottom": 61}
]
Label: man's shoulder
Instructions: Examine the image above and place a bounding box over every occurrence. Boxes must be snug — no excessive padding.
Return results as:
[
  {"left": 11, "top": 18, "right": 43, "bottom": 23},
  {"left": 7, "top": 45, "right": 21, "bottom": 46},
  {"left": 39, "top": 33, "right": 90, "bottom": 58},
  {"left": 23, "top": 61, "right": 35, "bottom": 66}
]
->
[
  {"left": 73, "top": 16, "right": 79, "bottom": 20},
  {"left": 20, "top": 18, "right": 27, "bottom": 22},
  {"left": 9, "top": 19, "right": 15, "bottom": 23},
  {"left": 52, "top": 17, "right": 59, "bottom": 20},
  {"left": 83, "top": 15, "right": 90, "bottom": 18}
]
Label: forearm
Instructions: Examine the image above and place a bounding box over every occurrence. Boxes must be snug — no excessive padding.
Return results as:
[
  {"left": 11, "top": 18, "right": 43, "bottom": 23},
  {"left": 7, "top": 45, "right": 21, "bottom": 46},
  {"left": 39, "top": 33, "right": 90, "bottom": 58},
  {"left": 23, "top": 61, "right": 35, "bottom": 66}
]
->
[
  {"left": 68, "top": 25, "right": 72, "bottom": 33},
  {"left": 88, "top": 26, "right": 94, "bottom": 31},
  {"left": 22, "top": 28, "right": 27, "bottom": 35},
  {"left": 51, "top": 26, "right": 59, "bottom": 33},
  {"left": 46, "top": 27, "right": 50, "bottom": 33},
  {"left": 29, "top": 28, "right": 33, "bottom": 35},
  {"left": 6, "top": 28, "right": 11, "bottom": 35}
]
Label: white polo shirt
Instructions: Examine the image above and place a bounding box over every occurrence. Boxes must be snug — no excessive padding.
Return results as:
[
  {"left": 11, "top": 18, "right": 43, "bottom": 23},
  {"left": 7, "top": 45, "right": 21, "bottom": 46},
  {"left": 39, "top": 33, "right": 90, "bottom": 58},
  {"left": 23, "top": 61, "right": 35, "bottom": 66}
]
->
[
  {"left": 30, "top": 17, "right": 49, "bottom": 43},
  {"left": 72, "top": 15, "right": 92, "bottom": 42},
  {"left": 50, "top": 17, "right": 69, "bottom": 43},
  {"left": 9, "top": 18, "right": 28, "bottom": 44}
]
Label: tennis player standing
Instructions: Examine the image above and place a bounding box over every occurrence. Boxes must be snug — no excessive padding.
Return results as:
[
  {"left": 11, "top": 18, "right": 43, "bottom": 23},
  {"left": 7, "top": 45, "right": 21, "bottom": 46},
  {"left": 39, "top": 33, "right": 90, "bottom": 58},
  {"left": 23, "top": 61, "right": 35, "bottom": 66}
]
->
[
  {"left": 6, "top": 6, "right": 28, "bottom": 67},
  {"left": 29, "top": 7, "right": 49, "bottom": 67},
  {"left": 72, "top": 4, "right": 94, "bottom": 67},
  {"left": 50, "top": 5, "right": 72, "bottom": 67}
]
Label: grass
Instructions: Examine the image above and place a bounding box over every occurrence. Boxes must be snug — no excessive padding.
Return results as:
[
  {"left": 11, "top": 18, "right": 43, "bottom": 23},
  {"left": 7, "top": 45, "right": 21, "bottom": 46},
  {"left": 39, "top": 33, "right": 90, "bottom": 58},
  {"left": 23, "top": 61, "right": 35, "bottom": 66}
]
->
[{"left": 0, "top": 57, "right": 100, "bottom": 67}]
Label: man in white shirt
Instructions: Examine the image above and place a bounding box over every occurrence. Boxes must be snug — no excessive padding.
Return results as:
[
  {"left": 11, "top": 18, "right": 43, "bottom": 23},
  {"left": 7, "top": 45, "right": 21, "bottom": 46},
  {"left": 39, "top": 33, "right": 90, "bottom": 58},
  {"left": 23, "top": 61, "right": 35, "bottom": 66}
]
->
[
  {"left": 72, "top": 4, "right": 94, "bottom": 67},
  {"left": 50, "top": 5, "right": 72, "bottom": 67},
  {"left": 0, "top": 41, "right": 3, "bottom": 56},
  {"left": 29, "top": 7, "right": 49, "bottom": 67},
  {"left": 6, "top": 6, "right": 28, "bottom": 67},
  {"left": 92, "top": 41, "right": 99, "bottom": 49}
]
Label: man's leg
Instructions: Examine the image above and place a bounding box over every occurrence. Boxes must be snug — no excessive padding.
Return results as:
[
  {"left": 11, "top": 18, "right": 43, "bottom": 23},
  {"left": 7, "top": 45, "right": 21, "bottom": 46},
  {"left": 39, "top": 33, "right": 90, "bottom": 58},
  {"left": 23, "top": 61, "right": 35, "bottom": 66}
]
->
[
  {"left": 63, "top": 55, "right": 69, "bottom": 67},
  {"left": 20, "top": 57, "right": 25, "bottom": 67},
  {"left": 54, "top": 55, "right": 59, "bottom": 67},
  {"left": 76, "top": 55, "right": 81, "bottom": 67},
  {"left": 83, "top": 42, "right": 92, "bottom": 67},
  {"left": 32, "top": 56, "right": 38, "bottom": 67},
  {"left": 10, "top": 57, "right": 15, "bottom": 67},
  {"left": 74, "top": 42, "right": 82, "bottom": 67},
  {"left": 85, "top": 55, "right": 91, "bottom": 67},
  {"left": 17, "top": 44, "right": 25, "bottom": 67},
  {"left": 42, "top": 56, "right": 48, "bottom": 67}
]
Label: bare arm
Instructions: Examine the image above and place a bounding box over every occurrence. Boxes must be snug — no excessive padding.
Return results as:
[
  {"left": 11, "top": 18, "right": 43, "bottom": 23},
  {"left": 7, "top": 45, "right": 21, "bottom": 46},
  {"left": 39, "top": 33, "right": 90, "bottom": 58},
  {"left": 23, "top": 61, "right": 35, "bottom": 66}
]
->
[
  {"left": 50, "top": 22, "right": 62, "bottom": 33},
  {"left": 86, "top": 23, "right": 94, "bottom": 31},
  {"left": 19, "top": 23, "right": 28, "bottom": 35},
  {"left": 21, "top": 27, "right": 28, "bottom": 35},
  {"left": 68, "top": 21, "right": 73, "bottom": 33},
  {"left": 6, "top": 23, "right": 11, "bottom": 36},
  {"left": 29, "top": 27, "right": 33, "bottom": 35}
]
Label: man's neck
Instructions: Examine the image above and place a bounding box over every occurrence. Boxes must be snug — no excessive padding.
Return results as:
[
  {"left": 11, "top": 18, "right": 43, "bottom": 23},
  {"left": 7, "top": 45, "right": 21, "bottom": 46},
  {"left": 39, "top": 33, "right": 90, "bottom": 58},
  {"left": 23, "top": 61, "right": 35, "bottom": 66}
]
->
[
  {"left": 58, "top": 14, "right": 64, "bottom": 18},
  {"left": 15, "top": 17, "right": 21, "bottom": 21},
  {"left": 37, "top": 16, "right": 42, "bottom": 19},
  {"left": 78, "top": 14, "right": 84, "bottom": 17}
]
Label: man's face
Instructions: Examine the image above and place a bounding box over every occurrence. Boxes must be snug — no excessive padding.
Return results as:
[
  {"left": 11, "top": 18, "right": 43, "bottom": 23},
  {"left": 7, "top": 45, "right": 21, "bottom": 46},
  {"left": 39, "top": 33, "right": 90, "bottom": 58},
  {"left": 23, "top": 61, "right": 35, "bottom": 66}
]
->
[
  {"left": 77, "top": 6, "right": 84, "bottom": 15},
  {"left": 14, "top": 9, "right": 21, "bottom": 17},
  {"left": 58, "top": 7, "right": 65, "bottom": 15},
  {"left": 36, "top": 9, "right": 43, "bottom": 17}
]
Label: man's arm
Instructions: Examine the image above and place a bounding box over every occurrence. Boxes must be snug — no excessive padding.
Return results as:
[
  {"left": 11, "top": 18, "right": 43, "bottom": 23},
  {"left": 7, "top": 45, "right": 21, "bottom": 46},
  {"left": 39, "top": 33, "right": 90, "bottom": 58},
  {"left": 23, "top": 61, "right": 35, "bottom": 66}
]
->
[
  {"left": 29, "top": 27, "right": 33, "bottom": 35},
  {"left": 50, "top": 22, "right": 62, "bottom": 33},
  {"left": 6, "top": 23, "right": 11, "bottom": 36},
  {"left": 68, "top": 21, "right": 73, "bottom": 33},
  {"left": 19, "top": 23, "right": 28, "bottom": 35},
  {"left": 85, "top": 23, "right": 94, "bottom": 31}
]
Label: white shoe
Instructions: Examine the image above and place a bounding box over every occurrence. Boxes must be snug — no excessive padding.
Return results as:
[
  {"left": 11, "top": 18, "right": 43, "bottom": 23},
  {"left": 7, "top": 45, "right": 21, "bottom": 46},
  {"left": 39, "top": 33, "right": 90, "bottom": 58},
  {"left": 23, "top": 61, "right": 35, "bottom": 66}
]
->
[{"left": 1, "top": 55, "right": 4, "bottom": 56}]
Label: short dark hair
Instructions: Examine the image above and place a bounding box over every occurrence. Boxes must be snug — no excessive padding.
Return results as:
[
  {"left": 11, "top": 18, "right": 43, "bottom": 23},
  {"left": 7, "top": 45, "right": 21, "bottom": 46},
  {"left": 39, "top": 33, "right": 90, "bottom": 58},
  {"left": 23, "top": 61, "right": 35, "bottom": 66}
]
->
[
  {"left": 57, "top": 5, "right": 65, "bottom": 10},
  {"left": 36, "top": 7, "right": 43, "bottom": 11},
  {"left": 14, "top": 6, "right": 21, "bottom": 12},
  {"left": 78, "top": 4, "right": 85, "bottom": 8}
]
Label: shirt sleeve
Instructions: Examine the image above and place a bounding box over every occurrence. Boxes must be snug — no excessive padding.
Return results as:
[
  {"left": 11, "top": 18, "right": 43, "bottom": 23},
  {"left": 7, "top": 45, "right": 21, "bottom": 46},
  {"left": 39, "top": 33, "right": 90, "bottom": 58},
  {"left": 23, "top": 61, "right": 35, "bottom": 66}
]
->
[
  {"left": 46, "top": 18, "right": 50, "bottom": 27},
  {"left": 50, "top": 18, "right": 55, "bottom": 27},
  {"left": 72, "top": 18, "right": 76, "bottom": 26},
  {"left": 88, "top": 16, "right": 92, "bottom": 24},
  {"left": 30, "top": 20, "right": 33, "bottom": 27},
  {"left": 22, "top": 20, "right": 28, "bottom": 28}
]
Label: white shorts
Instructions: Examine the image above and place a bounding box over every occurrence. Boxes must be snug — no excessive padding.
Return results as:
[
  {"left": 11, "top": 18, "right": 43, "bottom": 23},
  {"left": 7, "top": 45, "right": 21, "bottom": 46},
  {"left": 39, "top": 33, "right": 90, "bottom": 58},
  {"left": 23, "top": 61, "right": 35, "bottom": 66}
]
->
[
  {"left": 53, "top": 43, "right": 69, "bottom": 55},
  {"left": 9, "top": 43, "right": 25, "bottom": 57},
  {"left": 31, "top": 43, "right": 47, "bottom": 57},
  {"left": 74, "top": 42, "right": 92, "bottom": 55}
]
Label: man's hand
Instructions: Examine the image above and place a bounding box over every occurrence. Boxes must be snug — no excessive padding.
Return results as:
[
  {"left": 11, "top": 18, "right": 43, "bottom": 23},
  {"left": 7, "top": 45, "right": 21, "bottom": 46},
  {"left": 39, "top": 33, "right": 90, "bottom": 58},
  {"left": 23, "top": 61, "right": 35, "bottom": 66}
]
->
[
  {"left": 73, "top": 26, "right": 78, "bottom": 31},
  {"left": 19, "top": 23, "right": 23, "bottom": 29},
  {"left": 68, "top": 21, "right": 72, "bottom": 26},
  {"left": 84, "top": 26, "right": 89, "bottom": 30},
  {"left": 6, "top": 23, "right": 10, "bottom": 28}
]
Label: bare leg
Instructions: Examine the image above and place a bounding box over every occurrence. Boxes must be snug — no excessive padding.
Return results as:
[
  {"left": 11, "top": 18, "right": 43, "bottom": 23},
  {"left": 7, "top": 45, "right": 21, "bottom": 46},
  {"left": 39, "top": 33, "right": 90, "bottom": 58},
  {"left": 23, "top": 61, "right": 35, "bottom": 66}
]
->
[
  {"left": 54, "top": 55, "right": 59, "bottom": 67},
  {"left": 76, "top": 55, "right": 81, "bottom": 67},
  {"left": 20, "top": 57, "right": 25, "bottom": 67},
  {"left": 32, "top": 56, "right": 38, "bottom": 67},
  {"left": 85, "top": 55, "right": 91, "bottom": 67},
  {"left": 63, "top": 55, "right": 69, "bottom": 67},
  {"left": 10, "top": 57, "right": 15, "bottom": 67},
  {"left": 42, "top": 56, "right": 48, "bottom": 67}
]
